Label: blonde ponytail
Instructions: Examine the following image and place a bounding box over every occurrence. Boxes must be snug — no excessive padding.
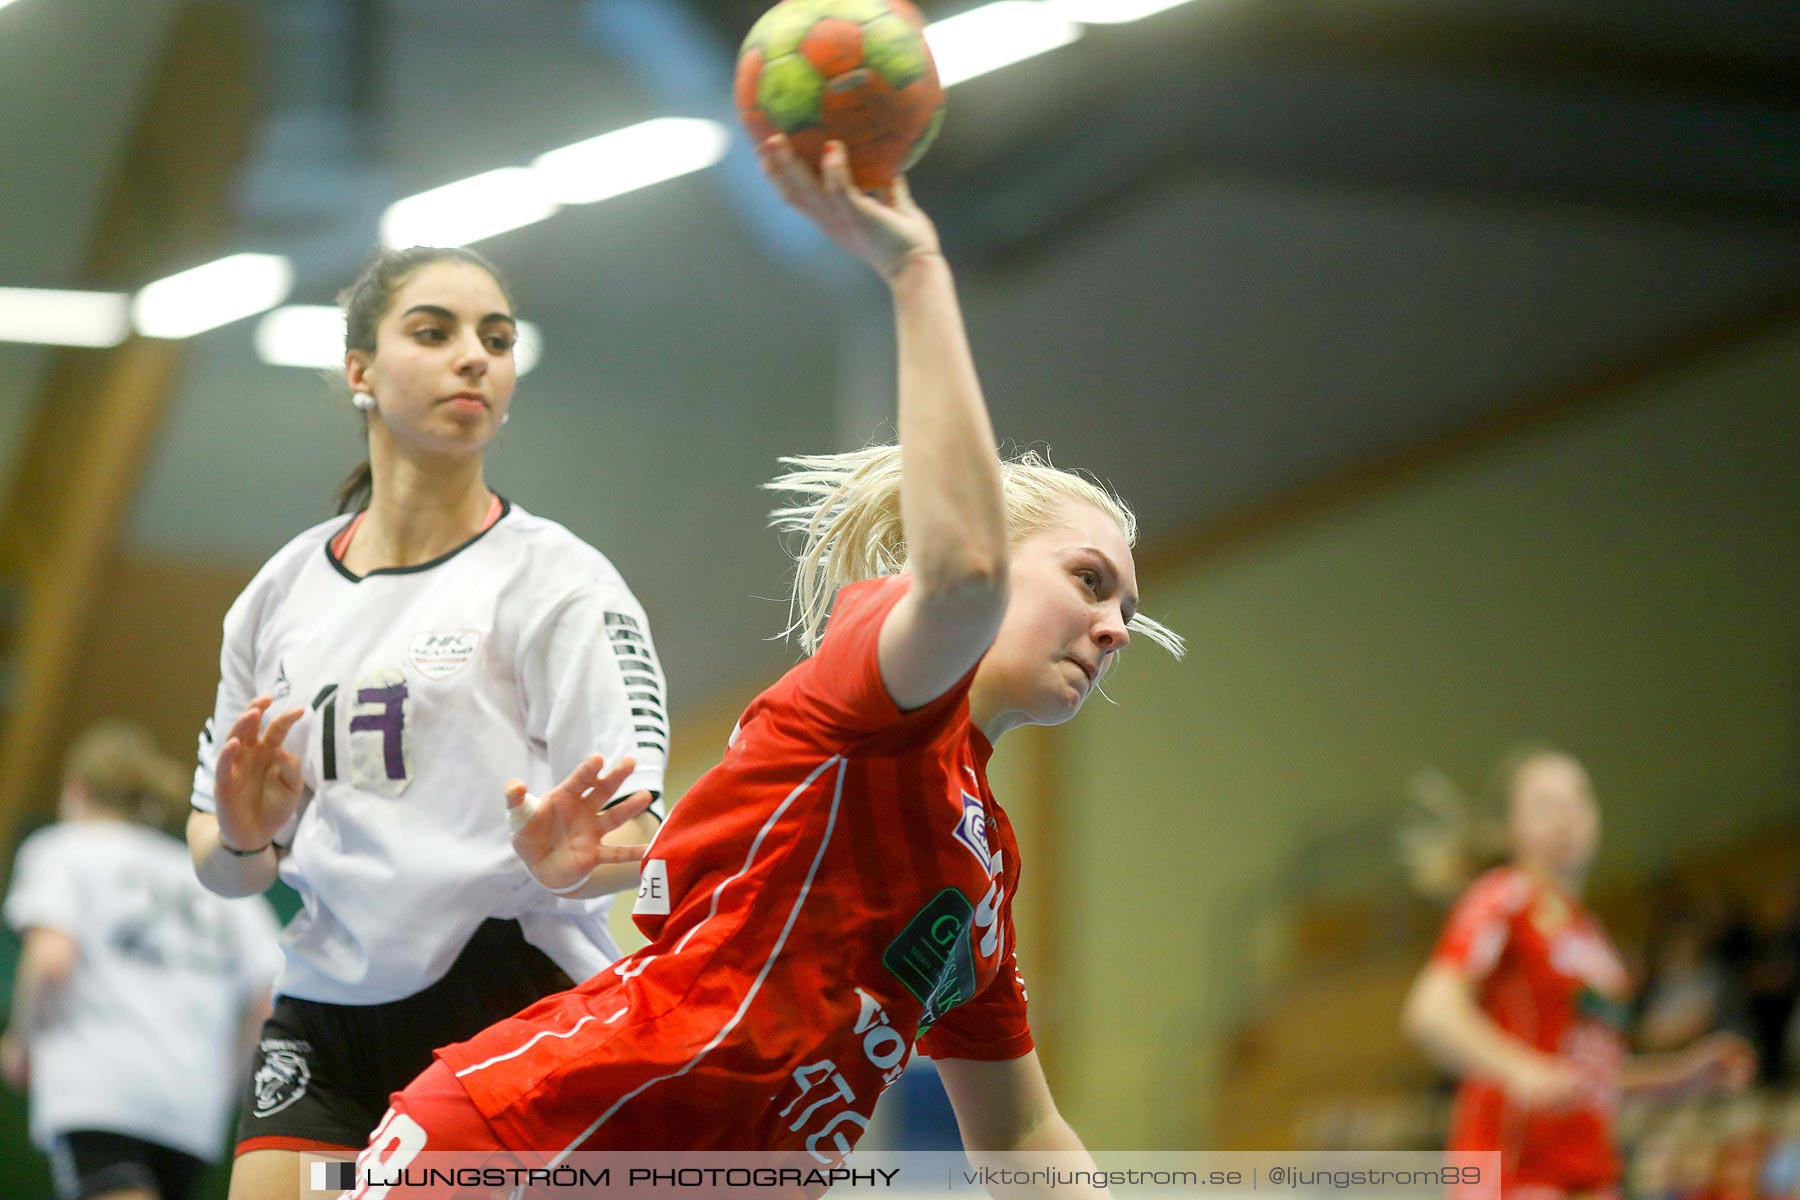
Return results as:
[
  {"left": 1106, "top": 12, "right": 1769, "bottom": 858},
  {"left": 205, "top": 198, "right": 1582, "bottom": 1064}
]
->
[
  {"left": 766, "top": 446, "right": 908, "bottom": 654},
  {"left": 1399, "top": 768, "right": 1506, "bottom": 900},
  {"left": 766, "top": 444, "right": 1186, "bottom": 659},
  {"left": 1399, "top": 743, "right": 1568, "bottom": 900}
]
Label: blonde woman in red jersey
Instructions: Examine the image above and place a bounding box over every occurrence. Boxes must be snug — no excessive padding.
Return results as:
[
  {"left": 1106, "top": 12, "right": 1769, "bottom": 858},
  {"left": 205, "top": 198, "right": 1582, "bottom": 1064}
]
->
[
  {"left": 1403, "top": 748, "right": 1753, "bottom": 1200},
  {"left": 341, "top": 135, "right": 1182, "bottom": 1193}
]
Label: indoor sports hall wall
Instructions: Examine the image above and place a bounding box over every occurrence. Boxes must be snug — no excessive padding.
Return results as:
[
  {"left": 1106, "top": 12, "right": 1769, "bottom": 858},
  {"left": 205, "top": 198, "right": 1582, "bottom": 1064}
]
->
[{"left": 1042, "top": 315, "right": 1800, "bottom": 1149}]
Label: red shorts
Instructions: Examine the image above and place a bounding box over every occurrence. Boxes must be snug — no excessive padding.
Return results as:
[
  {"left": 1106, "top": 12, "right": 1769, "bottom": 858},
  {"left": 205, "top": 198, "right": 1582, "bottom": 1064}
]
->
[{"left": 344, "top": 1061, "right": 511, "bottom": 1199}]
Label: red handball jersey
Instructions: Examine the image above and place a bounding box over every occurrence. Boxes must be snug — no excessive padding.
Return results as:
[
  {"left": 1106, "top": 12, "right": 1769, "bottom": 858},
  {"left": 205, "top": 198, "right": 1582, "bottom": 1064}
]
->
[
  {"left": 1433, "top": 866, "right": 1633, "bottom": 1193},
  {"left": 435, "top": 576, "right": 1032, "bottom": 1159}
]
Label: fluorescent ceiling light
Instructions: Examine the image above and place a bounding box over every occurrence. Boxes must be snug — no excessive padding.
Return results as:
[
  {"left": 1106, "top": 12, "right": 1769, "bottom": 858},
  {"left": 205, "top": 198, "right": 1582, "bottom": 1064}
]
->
[
  {"left": 132, "top": 254, "right": 293, "bottom": 340},
  {"left": 254, "top": 305, "right": 347, "bottom": 369},
  {"left": 381, "top": 168, "right": 559, "bottom": 249},
  {"left": 256, "top": 305, "right": 542, "bottom": 376},
  {"left": 0, "top": 288, "right": 130, "bottom": 347},
  {"left": 926, "top": 2, "right": 1082, "bottom": 87},
  {"left": 1047, "top": 0, "right": 1199, "bottom": 22},
  {"left": 533, "top": 118, "right": 730, "bottom": 206}
]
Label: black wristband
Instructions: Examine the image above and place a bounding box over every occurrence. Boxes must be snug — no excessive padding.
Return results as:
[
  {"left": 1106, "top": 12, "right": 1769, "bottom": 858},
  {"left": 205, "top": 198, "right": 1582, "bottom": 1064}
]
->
[{"left": 219, "top": 837, "right": 271, "bottom": 857}]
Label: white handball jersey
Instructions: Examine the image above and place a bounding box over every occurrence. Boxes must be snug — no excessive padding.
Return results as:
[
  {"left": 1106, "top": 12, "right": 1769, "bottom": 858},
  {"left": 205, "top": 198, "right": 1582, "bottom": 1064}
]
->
[
  {"left": 3, "top": 820, "right": 282, "bottom": 1159},
  {"left": 191, "top": 500, "right": 669, "bottom": 1006}
]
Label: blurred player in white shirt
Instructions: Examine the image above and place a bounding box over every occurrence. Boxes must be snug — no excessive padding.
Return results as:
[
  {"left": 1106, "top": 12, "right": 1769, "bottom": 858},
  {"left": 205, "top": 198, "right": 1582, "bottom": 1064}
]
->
[{"left": 4, "top": 721, "right": 281, "bottom": 1200}]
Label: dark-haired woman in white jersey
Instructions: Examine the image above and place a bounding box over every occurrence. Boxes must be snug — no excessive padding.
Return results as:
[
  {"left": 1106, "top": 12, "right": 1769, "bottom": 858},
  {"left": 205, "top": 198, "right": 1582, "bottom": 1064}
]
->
[{"left": 184, "top": 246, "right": 670, "bottom": 1200}]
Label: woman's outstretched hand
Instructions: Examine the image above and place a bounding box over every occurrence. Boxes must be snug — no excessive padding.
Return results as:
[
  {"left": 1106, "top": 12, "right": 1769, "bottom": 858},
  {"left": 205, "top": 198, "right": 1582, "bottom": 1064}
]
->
[
  {"left": 506, "top": 754, "right": 654, "bottom": 895},
  {"left": 212, "top": 696, "right": 305, "bottom": 854},
  {"left": 757, "top": 134, "right": 941, "bottom": 282},
  {"left": 1679, "top": 1031, "right": 1757, "bottom": 1094}
]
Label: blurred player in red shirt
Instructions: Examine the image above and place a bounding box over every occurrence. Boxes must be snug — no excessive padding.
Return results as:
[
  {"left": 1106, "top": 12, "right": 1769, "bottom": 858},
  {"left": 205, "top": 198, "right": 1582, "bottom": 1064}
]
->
[
  {"left": 1404, "top": 748, "right": 1753, "bottom": 1200},
  {"left": 342, "top": 134, "right": 1183, "bottom": 1196}
]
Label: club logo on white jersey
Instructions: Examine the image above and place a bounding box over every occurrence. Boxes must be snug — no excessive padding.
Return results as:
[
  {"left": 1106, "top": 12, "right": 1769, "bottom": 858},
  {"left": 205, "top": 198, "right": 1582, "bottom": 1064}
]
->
[
  {"left": 951, "top": 792, "right": 994, "bottom": 876},
  {"left": 251, "top": 1037, "right": 312, "bottom": 1118},
  {"left": 272, "top": 659, "right": 291, "bottom": 701},
  {"left": 634, "top": 858, "right": 671, "bottom": 916},
  {"left": 408, "top": 630, "right": 482, "bottom": 681}
]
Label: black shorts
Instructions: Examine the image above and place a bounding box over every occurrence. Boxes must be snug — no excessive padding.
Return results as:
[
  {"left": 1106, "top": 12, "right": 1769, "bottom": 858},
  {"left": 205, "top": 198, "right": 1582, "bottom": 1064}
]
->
[
  {"left": 48, "top": 1129, "right": 207, "bottom": 1200},
  {"left": 235, "top": 918, "right": 575, "bottom": 1154}
]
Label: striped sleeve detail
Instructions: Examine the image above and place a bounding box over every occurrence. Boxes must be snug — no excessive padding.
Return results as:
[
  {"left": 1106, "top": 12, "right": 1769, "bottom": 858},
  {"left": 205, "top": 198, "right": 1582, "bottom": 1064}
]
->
[{"left": 606, "top": 611, "right": 667, "bottom": 755}]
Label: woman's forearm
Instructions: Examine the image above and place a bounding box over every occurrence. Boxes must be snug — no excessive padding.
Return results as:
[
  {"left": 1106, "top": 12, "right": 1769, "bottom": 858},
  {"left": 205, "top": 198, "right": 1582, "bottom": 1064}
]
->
[
  {"left": 1404, "top": 967, "right": 1538, "bottom": 1083},
  {"left": 6, "top": 929, "right": 76, "bottom": 1039},
  {"left": 891, "top": 253, "right": 1008, "bottom": 595},
  {"left": 188, "top": 810, "right": 280, "bottom": 898},
  {"left": 969, "top": 1112, "right": 1109, "bottom": 1200}
]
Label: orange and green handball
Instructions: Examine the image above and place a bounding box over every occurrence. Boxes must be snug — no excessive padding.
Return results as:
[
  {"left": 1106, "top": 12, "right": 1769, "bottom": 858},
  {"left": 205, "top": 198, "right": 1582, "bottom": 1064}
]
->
[{"left": 737, "top": 0, "right": 947, "bottom": 191}]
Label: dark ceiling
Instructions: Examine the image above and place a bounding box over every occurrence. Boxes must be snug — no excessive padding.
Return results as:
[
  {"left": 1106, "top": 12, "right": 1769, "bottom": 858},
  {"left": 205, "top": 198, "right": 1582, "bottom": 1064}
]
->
[{"left": 1, "top": 0, "right": 1797, "bottom": 706}]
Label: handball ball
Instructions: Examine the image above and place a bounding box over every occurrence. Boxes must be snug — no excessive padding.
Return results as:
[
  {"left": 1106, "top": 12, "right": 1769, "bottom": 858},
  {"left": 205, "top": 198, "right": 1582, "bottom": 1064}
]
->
[{"left": 737, "top": 0, "right": 946, "bottom": 191}]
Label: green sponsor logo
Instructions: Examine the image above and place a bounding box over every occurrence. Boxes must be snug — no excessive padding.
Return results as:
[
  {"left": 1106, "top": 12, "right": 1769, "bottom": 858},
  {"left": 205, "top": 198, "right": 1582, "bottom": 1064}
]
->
[
  {"left": 1577, "top": 986, "right": 1631, "bottom": 1031},
  {"left": 884, "top": 887, "right": 976, "bottom": 1030}
]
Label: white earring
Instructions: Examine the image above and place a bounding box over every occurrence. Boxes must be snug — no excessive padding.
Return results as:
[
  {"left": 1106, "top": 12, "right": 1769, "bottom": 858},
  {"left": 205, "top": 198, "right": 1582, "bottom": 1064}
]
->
[
  {"left": 352, "top": 391, "right": 375, "bottom": 411},
  {"left": 501, "top": 412, "right": 510, "bottom": 426}
]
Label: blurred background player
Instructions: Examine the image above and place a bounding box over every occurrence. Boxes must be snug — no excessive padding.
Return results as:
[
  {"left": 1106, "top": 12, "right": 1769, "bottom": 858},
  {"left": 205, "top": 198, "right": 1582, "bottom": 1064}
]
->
[
  {"left": 3, "top": 721, "right": 280, "bottom": 1200},
  {"left": 1403, "top": 746, "right": 1756, "bottom": 1200},
  {"left": 340, "top": 134, "right": 1182, "bottom": 1192},
  {"left": 183, "top": 246, "right": 669, "bottom": 1199}
]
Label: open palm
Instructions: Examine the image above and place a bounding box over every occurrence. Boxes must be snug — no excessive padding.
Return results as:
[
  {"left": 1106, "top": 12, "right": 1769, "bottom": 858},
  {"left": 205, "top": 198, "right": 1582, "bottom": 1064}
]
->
[
  {"left": 213, "top": 696, "right": 305, "bottom": 852},
  {"left": 507, "top": 754, "right": 653, "bottom": 893}
]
